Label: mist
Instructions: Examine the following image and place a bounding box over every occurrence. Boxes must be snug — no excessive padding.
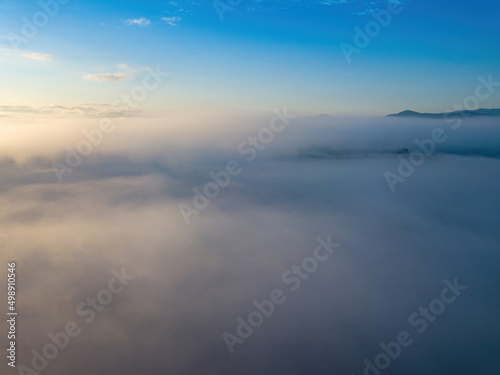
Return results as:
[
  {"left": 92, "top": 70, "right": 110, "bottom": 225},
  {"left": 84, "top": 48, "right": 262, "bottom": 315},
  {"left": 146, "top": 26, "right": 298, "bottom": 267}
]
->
[{"left": 0, "top": 113, "right": 499, "bottom": 375}]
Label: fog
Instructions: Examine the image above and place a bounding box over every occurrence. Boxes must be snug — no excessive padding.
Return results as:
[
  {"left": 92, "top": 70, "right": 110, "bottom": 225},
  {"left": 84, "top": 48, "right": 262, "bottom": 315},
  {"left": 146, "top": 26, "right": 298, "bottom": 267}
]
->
[{"left": 0, "top": 114, "right": 499, "bottom": 375}]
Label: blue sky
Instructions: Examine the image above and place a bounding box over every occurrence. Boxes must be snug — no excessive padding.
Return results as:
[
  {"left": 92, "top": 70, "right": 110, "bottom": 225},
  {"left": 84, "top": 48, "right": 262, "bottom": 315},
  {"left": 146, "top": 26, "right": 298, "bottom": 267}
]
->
[{"left": 0, "top": 0, "right": 499, "bottom": 116}]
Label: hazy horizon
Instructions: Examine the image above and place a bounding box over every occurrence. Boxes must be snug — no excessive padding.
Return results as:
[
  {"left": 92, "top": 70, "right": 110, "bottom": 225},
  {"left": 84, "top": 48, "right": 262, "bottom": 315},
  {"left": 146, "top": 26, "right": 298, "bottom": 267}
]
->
[{"left": 0, "top": 1, "right": 499, "bottom": 375}]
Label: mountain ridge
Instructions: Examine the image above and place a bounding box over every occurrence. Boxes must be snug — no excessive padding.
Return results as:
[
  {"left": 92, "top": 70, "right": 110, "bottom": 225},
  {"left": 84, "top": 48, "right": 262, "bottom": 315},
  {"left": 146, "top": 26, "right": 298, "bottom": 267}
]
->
[{"left": 386, "top": 108, "right": 500, "bottom": 118}]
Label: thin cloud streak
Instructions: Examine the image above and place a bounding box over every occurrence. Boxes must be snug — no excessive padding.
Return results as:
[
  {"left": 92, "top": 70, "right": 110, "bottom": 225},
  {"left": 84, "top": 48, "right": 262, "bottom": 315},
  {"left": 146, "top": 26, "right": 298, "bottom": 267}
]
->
[
  {"left": 81, "top": 73, "right": 130, "bottom": 82},
  {"left": 161, "top": 16, "right": 182, "bottom": 26},
  {"left": 124, "top": 17, "right": 152, "bottom": 26},
  {"left": 0, "top": 48, "right": 53, "bottom": 61}
]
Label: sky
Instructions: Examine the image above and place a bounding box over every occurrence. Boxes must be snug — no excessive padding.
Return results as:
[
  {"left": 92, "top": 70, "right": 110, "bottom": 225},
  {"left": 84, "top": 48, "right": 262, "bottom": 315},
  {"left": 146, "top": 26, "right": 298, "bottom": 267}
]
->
[
  {"left": 0, "top": 2, "right": 499, "bottom": 375},
  {"left": 0, "top": 0, "right": 499, "bottom": 116}
]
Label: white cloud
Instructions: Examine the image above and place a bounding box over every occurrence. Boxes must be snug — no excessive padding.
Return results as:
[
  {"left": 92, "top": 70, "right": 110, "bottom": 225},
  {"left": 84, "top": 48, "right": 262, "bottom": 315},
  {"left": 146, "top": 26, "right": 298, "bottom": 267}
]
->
[
  {"left": 161, "top": 16, "right": 182, "bottom": 26},
  {"left": 118, "top": 64, "right": 137, "bottom": 73},
  {"left": 0, "top": 48, "right": 53, "bottom": 62},
  {"left": 81, "top": 73, "right": 129, "bottom": 82},
  {"left": 22, "top": 52, "right": 53, "bottom": 61},
  {"left": 319, "top": 0, "right": 348, "bottom": 4},
  {"left": 82, "top": 64, "right": 138, "bottom": 83},
  {"left": 0, "top": 104, "right": 140, "bottom": 118},
  {"left": 124, "top": 17, "right": 152, "bottom": 27}
]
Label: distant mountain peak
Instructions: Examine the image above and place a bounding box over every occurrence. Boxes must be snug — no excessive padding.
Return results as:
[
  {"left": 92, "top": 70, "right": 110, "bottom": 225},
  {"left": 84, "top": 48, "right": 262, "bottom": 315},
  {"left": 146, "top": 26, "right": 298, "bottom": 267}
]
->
[{"left": 386, "top": 108, "right": 500, "bottom": 118}]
